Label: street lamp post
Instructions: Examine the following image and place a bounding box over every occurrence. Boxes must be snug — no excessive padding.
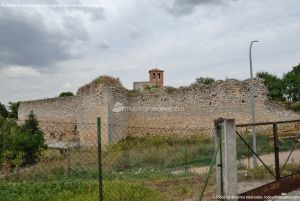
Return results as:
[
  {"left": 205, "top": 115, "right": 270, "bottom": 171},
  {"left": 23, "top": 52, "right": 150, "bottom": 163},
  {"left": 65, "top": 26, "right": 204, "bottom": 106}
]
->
[{"left": 249, "top": 40, "right": 259, "bottom": 168}]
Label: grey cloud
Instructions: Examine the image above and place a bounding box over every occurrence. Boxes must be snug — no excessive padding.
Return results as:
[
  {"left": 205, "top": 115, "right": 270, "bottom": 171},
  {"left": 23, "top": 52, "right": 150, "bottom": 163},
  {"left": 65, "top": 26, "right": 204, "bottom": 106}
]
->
[
  {"left": 126, "top": 25, "right": 143, "bottom": 40},
  {"left": 0, "top": 8, "right": 89, "bottom": 68},
  {"left": 98, "top": 42, "right": 110, "bottom": 50},
  {"left": 0, "top": 0, "right": 105, "bottom": 68},
  {"left": 58, "top": 0, "right": 106, "bottom": 21},
  {"left": 1, "top": 0, "right": 105, "bottom": 18},
  {"left": 166, "top": 0, "right": 227, "bottom": 17},
  {"left": 78, "top": 7, "right": 105, "bottom": 21},
  {"left": 62, "top": 15, "right": 88, "bottom": 40}
]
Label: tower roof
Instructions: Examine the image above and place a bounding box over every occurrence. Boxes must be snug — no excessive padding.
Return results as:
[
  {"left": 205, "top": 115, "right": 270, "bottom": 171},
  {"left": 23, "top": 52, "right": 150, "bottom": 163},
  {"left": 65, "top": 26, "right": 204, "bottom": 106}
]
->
[{"left": 149, "top": 68, "right": 164, "bottom": 73}]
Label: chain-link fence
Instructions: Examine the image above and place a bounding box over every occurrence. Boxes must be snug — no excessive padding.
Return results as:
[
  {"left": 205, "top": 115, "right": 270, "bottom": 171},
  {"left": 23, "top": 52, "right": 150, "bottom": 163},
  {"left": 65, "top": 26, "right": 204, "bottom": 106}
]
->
[
  {"left": 102, "top": 122, "right": 217, "bottom": 201},
  {"left": 0, "top": 118, "right": 218, "bottom": 201},
  {"left": 0, "top": 120, "right": 99, "bottom": 201}
]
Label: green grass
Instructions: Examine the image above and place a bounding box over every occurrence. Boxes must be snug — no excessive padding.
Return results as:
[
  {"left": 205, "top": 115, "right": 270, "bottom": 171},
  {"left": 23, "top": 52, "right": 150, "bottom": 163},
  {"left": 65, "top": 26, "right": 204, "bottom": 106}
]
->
[
  {"left": 245, "top": 166, "right": 275, "bottom": 180},
  {"left": 104, "top": 134, "right": 298, "bottom": 173},
  {"left": 4, "top": 134, "right": 297, "bottom": 182},
  {"left": 104, "top": 167, "right": 177, "bottom": 181},
  {"left": 236, "top": 134, "right": 298, "bottom": 159},
  {"left": 239, "top": 163, "right": 300, "bottom": 180},
  {"left": 288, "top": 102, "right": 300, "bottom": 111},
  {"left": 103, "top": 135, "right": 215, "bottom": 171},
  {"left": 0, "top": 179, "right": 168, "bottom": 201},
  {"left": 2, "top": 134, "right": 298, "bottom": 201}
]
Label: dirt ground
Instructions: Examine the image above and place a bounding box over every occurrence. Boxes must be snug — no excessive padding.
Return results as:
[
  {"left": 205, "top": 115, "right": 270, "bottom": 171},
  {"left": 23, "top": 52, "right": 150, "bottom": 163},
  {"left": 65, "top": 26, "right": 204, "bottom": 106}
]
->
[
  {"left": 172, "top": 149, "right": 300, "bottom": 176},
  {"left": 176, "top": 149, "right": 300, "bottom": 201}
]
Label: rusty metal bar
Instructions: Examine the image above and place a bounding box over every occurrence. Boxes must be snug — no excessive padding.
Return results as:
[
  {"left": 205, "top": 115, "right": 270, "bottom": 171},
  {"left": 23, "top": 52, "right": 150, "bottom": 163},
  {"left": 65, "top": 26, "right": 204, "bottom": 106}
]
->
[
  {"left": 273, "top": 124, "right": 280, "bottom": 180},
  {"left": 238, "top": 172, "right": 300, "bottom": 201},
  {"left": 236, "top": 119, "right": 300, "bottom": 127},
  {"left": 236, "top": 131, "right": 276, "bottom": 178}
]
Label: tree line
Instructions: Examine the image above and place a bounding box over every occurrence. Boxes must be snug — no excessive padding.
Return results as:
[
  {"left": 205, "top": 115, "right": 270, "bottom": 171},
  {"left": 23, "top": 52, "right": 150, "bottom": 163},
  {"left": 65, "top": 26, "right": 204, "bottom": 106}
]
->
[
  {"left": 257, "top": 63, "right": 300, "bottom": 102},
  {"left": 0, "top": 102, "right": 19, "bottom": 119}
]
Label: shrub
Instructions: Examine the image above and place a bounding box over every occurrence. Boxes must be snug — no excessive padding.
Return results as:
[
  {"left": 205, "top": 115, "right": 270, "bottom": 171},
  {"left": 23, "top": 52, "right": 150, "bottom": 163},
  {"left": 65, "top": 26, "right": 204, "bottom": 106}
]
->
[
  {"left": 0, "top": 102, "right": 8, "bottom": 118},
  {"left": 192, "top": 77, "right": 215, "bottom": 86},
  {"left": 59, "top": 92, "right": 74, "bottom": 97},
  {"left": 8, "top": 102, "right": 19, "bottom": 119},
  {"left": 257, "top": 72, "right": 284, "bottom": 101},
  {"left": 282, "top": 163, "right": 300, "bottom": 175},
  {"left": 128, "top": 89, "right": 140, "bottom": 97},
  {"left": 144, "top": 84, "right": 159, "bottom": 92},
  {"left": 164, "top": 86, "right": 177, "bottom": 94},
  {"left": 246, "top": 166, "right": 274, "bottom": 179},
  {"left": 0, "top": 115, "right": 5, "bottom": 127},
  {"left": 0, "top": 111, "right": 46, "bottom": 166},
  {"left": 288, "top": 102, "right": 300, "bottom": 111}
]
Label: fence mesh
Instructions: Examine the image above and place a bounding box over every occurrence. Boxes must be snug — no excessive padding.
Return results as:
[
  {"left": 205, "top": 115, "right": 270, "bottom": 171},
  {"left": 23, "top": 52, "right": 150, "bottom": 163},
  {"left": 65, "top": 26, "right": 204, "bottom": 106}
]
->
[
  {"left": 2, "top": 118, "right": 300, "bottom": 200},
  {"left": 0, "top": 119, "right": 217, "bottom": 201}
]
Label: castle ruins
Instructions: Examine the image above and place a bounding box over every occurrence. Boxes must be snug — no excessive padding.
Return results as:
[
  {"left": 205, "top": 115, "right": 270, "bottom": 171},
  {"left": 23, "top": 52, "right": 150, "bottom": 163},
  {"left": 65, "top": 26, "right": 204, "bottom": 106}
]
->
[{"left": 18, "top": 69, "right": 300, "bottom": 146}]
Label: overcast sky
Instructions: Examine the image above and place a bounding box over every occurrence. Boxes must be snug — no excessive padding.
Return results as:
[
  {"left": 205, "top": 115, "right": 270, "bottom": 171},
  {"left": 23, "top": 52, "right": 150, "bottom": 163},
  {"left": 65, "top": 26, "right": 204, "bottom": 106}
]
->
[{"left": 0, "top": 0, "right": 299, "bottom": 104}]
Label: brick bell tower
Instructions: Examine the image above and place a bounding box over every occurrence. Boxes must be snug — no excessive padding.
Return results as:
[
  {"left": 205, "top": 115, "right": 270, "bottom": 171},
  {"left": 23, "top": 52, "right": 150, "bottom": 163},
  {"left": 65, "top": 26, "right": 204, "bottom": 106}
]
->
[{"left": 149, "top": 68, "right": 164, "bottom": 87}]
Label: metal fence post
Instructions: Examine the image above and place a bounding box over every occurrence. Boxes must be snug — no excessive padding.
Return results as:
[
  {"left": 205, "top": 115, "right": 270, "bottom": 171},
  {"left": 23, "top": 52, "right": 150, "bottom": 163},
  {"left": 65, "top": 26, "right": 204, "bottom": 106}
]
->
[
  {"left": 184, "top": 140, "right": 187, "bottom": 175},
  {"left": 67, "top": 147, "right": 70, "bottom": 179},
  {"left": 273, "top": 123, "right": 280, "bottom": 180},
  {"left": 97, "top": 118, "right": 103, "bottom": 201}
]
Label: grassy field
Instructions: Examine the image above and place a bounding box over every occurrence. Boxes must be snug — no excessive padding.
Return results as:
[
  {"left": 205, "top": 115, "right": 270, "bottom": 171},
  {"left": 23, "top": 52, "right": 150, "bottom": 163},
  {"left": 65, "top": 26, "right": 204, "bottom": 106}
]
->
[
  {"left": 1, "top": 133, "right": 298, "bottom": 201},
  {"left": 0, "top": 180, "right": 169, "bottom": 201},
  {"left": 238, "top": 163, "right": 300, "bottom": 180},
  {"left": 236, "top": 133, "right": 298, "bottom": 159},
  {"left": 103, "top": 133, "right": 298, "bottom": 171},
  {"left": 103, "top": 135, "right": 215, "bottom": 170}
]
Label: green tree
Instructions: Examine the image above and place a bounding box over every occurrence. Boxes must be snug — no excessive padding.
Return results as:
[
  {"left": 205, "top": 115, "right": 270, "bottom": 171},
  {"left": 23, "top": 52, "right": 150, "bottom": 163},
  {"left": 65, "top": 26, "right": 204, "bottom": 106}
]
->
[
  {"left": 8, "top": 101, "right": 19, "bottom": 119},
  {"left": 0, "top": 111, "right": 46, "bottom": 165},
  {"left": 257, "top": 72, "right": 284, "bottom": 101},
  {"left": 193, "top": 77, "right": 215, "bottom": 86},
  {"left": 59, "top": 91, "right": 74, "bottom": 97},
  {"left": 0, "top": 119, "right": 18, "bottom": 165},
  {"left": 0, "top": 102, "right": 8, "bottom": 118},
  {"left": 283, "top": 64, "right": 300, "bottom": 101},
  {"left": 19, "top": 111, "right": 46, "bottom": 163},
  {"left": 20, "top": 111, "right": 39, "bottom": 133},
  {"left": 0, "top": 115, "right": 5, "bottom": 127}
]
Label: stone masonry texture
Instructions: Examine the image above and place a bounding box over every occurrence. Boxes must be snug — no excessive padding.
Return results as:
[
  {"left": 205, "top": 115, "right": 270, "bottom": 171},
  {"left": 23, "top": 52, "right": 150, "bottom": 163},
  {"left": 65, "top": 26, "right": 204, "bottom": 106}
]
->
[{"left": 18, "top": 78, "right": 300, "bottom": 146}]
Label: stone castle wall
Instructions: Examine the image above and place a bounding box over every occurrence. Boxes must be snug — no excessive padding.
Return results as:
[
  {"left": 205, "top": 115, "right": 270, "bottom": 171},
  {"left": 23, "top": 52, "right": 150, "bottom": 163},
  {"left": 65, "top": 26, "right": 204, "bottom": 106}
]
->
[
  {"left": 18, "top": 96, "right": 78, "bottom": 144},
  {"left": 115, "top": 79, "right": 300, "bottom": 137},
  {"left": 18, "top": 78, "right": 300, "bottom": 146}
]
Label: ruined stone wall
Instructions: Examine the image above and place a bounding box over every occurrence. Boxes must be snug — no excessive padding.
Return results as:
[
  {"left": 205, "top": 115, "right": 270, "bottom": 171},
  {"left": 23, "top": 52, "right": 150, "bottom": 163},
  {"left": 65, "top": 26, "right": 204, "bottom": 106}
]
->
[
  {"left": 76, "top": 85, "right": 109, "bottom": 146},
  {"left": 18, "top": 78, "right": 300, "bottom": 146},
  {"left": 18, "top": 96, "right": 78, "bottom": 144},
  {"left": 19, "top": 96, "right": 77, "bottom": 121},
  {"left": 110, "top": 79, "right": 300, "bottom": 137},
  {"left": 76, "top": 85, "right": 129, "bottom": 146},
  {"left": 17, "top": 85, "right": 129, "bottom": 147},
  {"left": 107, "top": 87, "right": 129, "bottom": 142}
]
